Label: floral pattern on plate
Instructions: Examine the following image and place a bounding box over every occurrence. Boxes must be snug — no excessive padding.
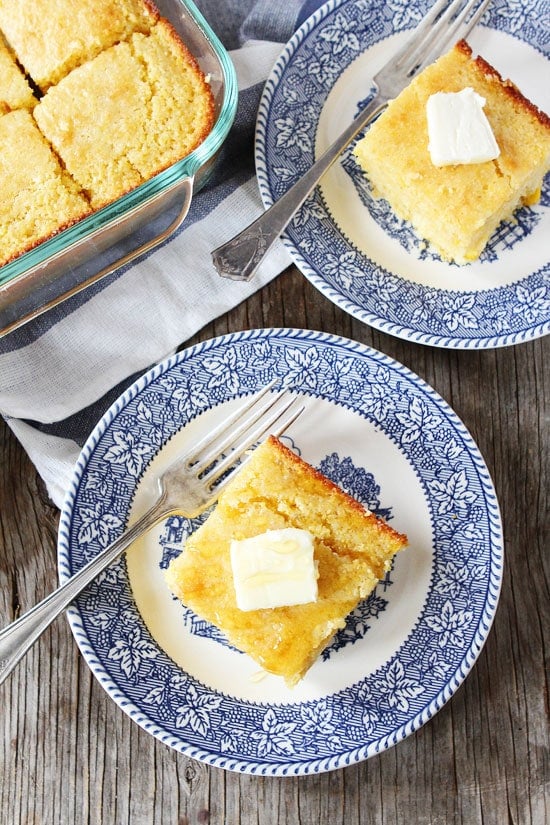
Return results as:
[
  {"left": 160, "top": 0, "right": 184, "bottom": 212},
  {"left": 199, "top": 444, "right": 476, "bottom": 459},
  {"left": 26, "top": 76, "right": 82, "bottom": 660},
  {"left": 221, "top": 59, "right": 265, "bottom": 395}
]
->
[
  {"left": 58, "top": 328, "right": 503, "bottom": 775},
  {"left": 256, "top": 0, "right": 550, "bottom": 348}
]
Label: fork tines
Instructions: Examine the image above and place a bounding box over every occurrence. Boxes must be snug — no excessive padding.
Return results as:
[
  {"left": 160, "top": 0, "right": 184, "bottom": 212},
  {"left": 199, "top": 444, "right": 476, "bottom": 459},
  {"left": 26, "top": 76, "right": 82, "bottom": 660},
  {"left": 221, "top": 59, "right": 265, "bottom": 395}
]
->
[
  {"left": 395, "top": 0, "right": 491, "bottom": 79},
  {"left": 421, "top": 0, "right": 491, "bottom": 71},
  {"left": 188, "top": 384, "right": 305, "bottom": 487}
]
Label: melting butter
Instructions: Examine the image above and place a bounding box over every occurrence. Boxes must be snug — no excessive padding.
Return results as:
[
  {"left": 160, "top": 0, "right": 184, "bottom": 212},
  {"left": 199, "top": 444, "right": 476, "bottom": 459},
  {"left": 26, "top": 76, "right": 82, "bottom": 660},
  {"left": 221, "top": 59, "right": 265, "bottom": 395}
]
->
[
  {"left": 230, "top": 528, "right": 318, "bottom": 611},
  {"left": 426, "top": 87, "right": 500, "bottom": 166}
]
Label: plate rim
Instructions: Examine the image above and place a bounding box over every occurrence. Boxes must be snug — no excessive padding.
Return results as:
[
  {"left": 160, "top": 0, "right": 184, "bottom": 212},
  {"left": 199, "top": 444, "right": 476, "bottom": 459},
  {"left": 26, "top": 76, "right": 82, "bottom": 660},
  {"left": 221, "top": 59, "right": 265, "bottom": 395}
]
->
[
  {"left": 255, "top": 0, "right": 550, "bottom": 349},
  {"left": 58, "top": 327, "right": 504, "bottom": 775}
]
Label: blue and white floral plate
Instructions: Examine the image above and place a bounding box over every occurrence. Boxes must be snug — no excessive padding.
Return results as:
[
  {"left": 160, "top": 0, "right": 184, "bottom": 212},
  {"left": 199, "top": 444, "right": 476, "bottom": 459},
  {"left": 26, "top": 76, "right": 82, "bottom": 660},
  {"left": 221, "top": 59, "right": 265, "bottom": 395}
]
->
[
  {"left": 58, "top": 329, "right": 503, "bottom": 775},
  {"left": 256, "top": 0, "right": 550, "bottom": 348}
]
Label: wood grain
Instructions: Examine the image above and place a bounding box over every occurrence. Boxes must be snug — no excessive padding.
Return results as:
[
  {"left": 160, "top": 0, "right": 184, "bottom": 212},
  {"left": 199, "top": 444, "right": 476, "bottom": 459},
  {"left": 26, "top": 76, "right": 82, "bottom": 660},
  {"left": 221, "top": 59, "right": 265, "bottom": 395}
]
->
[{"left": 1, "top": 266, "right": 548, "bottom": 824}]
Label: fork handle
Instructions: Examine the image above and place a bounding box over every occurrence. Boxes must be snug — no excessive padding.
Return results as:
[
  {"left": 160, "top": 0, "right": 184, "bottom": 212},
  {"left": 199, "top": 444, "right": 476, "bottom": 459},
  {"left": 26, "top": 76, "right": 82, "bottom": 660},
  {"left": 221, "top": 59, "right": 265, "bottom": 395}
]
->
[
  {"left": 0, "top": 497, "right": 166, "bottom": 686},
  {"left": 211, "top": 91, "right": 388, "bottom": 282}
]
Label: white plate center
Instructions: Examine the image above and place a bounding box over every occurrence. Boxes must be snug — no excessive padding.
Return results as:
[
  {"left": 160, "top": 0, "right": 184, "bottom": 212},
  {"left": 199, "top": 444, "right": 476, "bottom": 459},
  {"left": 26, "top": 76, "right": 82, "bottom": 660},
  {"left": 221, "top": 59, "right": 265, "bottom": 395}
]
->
[{"left": 126, "top": 396, "right": 433, "bottom": 704}]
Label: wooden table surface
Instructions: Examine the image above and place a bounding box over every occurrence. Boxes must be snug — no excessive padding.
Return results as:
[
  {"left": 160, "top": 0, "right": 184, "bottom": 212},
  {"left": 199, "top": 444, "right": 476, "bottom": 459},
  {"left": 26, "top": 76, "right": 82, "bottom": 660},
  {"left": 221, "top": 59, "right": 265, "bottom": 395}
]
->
[{"left": 1, "top": 264, "right": 548, "bottom": 824}]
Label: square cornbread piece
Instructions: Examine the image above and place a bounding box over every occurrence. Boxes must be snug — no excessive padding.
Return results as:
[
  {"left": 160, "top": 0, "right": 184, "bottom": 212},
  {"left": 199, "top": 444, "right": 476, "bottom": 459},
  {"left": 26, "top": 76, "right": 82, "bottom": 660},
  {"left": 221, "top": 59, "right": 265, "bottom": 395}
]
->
[
  {"left": 34, "top": 18, "right": 215, "bottom": 210},
  {"left": 0, "top": 34, "right": 36, "bottom": 113},
  {"left": 354, "top": 40, "right": 550, "bottom": 264},
  {"left": 165, "top": 435, "right": 408, "bottom": 687},
  {"left": 0, "top": 110, "right": 91, "bottom": 266},
  {"left": 0, "top": 0, "right": 159, "bottom": 92}
]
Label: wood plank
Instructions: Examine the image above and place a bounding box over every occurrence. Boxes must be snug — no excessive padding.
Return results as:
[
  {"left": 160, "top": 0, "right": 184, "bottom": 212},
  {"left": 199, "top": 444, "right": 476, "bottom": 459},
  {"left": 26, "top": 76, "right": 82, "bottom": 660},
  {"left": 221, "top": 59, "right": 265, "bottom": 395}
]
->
[{"left": 1, "top": 267, "right": 548, "bottom": 824}]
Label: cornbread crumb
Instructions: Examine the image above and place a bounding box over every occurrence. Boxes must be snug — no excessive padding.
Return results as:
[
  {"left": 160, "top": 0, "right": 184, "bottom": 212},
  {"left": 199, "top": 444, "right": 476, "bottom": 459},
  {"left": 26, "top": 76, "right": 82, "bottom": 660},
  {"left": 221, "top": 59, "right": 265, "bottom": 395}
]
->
[
  {"left": 354, "top": 40, "right": 550, "bottom": 264},
  {"left": 165, "top": 435, "right": 407, "bottom": 687},
  {"left": 0, "top": 0, "right": 159, "bottom": 91},
  {"left": 0, "top": 3, "right": 215, "bottom": 265},
  {"left": 0, "top": 34, "right": 36, "bottom": 113},
  {"left": 34, "top": 18, "right": 215, "bottom": 209},
  {"left": 0, "top": 110, "right": 91, "bottom": 266}
]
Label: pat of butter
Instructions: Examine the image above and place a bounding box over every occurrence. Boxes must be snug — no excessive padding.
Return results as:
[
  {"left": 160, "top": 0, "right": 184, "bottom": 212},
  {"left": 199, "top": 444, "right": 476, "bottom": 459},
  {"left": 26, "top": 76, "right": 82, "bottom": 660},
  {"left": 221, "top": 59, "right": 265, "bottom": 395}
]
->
[
  {"left": 426, "top": 87, "right": 500, "bottom": 166},
  {"left": 230, "top": 528, "right": 318, "bottom": 611}
]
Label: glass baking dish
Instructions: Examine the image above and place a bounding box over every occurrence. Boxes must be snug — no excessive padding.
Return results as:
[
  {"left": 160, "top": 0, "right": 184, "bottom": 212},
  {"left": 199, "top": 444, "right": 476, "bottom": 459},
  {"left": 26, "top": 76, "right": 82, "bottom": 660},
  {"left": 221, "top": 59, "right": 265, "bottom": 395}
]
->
[{"left": 0, "top": 0, "right": 237, "bottom": 338}]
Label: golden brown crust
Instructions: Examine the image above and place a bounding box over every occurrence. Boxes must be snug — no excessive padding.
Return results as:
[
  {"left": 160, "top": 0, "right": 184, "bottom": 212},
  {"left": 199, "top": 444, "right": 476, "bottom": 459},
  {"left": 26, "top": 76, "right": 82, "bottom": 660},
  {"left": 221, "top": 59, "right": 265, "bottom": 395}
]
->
[
  {"left": 0, "top": 0, "right": 161, "bottom": 91},
  {"left": 454, "top": 40, "right": 550, "bottom": 131},
  {"left": 33, "top": 18, "right": 215, "bottom": 210},
  {"left": 0, "top": 109, "right": 92, "bottom": 267},
  {"left": 165, "top": 434, "right": 408, "bottom": 686},
  {"left": 0, "top": 212, "right": 93, "bottom": 267},
  {"left": 145, "top": 17, "right": 215, "bottom": 148},
  {"left": 454, "top": 38, "right": 473, "bottom": 59},
  {"left": 264, "top": 435, "right": 408, "bottom": 545},
  {"left": 142, "top": 0, "right": 162, "bottom": 18},
  {"left": 4, "top": 225, "right": 68, "bottom": 267},
  {"left": 0, "top": 2, "right": 215, "bottom": 264}
]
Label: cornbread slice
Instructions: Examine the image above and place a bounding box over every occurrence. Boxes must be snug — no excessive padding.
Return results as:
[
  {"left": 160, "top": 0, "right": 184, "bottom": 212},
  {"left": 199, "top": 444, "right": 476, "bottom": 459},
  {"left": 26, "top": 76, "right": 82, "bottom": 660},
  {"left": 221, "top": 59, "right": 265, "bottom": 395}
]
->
[
  {"left": 165, "top": 436, "right": 407, "bottom": 687},
  {"left": 354, "top": 40, "right": 550, "bottom": 263},
  {"left": 0, "top": 110, "right": 91, "bottom": 266},
  {"left": 0, "top": 34, "right": 36, "bottom": 113},
  {"left": 34, "top": 18, "right": 215, "bottom": 209},
  {"left": 0, "top": 0, "right": 159, "bottom": 91}
]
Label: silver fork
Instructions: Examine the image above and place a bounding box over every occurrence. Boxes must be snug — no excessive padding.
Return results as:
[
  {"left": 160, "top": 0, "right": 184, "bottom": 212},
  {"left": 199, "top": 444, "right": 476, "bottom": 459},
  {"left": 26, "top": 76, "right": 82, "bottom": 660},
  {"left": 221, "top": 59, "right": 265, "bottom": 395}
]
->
[
  {"left": 0, "top": 383, "right": 304, "bottom": 685},
  {"left": 212, "top": 0, "right": 491, "bottom": 282}
]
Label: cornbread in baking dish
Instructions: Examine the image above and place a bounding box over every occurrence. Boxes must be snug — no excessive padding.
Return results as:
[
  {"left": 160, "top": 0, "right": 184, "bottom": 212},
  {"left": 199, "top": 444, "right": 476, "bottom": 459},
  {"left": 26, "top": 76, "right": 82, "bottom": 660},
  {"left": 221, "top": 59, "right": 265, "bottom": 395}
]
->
[
  {"left": 0, "top": 0, "right": 159, "bottom": 92},
  {"left": 0, "top": 110, "right": 91, "bottom": 266},
  {"left": 353, "top": 40, "right": 550, "bottom": 264},
  {"left": 165, "top": 435, "right": 407, "bottom": 687},
  {"left": 0, "top": 34, "right": 36, "bottom": 113},
  {"left": 34, "top": 17, "right": 215, "bottom": 210}
]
